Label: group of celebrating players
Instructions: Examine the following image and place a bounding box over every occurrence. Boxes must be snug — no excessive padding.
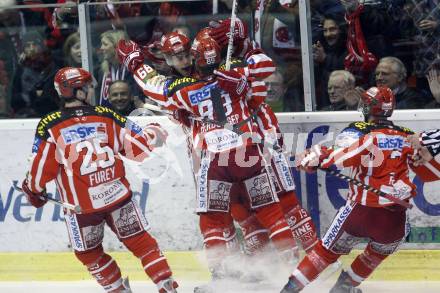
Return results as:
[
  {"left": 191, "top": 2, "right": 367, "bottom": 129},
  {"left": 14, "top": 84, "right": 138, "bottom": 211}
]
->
[{"left": 20, "top": 15, "right": 440, "bottom": 293}]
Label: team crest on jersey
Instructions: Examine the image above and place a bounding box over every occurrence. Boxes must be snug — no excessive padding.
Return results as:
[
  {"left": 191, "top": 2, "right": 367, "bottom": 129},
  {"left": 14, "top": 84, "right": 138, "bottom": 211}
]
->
[
  {"left": 125, "top": 119, "right": 142, "bottom": 134},
  {"left": 32, "top": 137, "right": 42, "bottom": 153},
  {"left": 188, "top": 83, "right": 215, "bottom": 105},
  {"left": 335, "top": 129, "right": 362, "bottom": 148},
  {"left": 61, "top": 122, "right": 107, "bottom": 144}
]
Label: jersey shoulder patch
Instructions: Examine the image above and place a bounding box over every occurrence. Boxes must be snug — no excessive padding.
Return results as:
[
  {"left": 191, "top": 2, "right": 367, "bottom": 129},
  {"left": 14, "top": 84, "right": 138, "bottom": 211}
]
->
[
  {"left": 335, "top": 127, "right": 364, "bottom": 149},
  {"left": 36, "top": 111, "right": 63, "bottom": 139},
  {"left": 165, "top": 77, "right": 199, "bottom": 97},
  {"left": 219, "top": 58, "right": 246, "bottom": 70},
  {"left": 94, "top": 106, "right": 127, "bottom": 127},
  {"left": 348, "top": 121, "right": 375, "bottom": 134}
]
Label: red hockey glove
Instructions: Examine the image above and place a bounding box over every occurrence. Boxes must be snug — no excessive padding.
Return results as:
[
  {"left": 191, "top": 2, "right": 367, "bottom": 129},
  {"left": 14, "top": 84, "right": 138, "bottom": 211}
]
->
[
  {"left": 21, "top": 179, "right": 47, "bottom": 208},
  {"left": 214, "top": 69, "right": 249, "bottom": 100},
  {"left": 144, "top": 123, "right": 168, "bottom": 148},
  {"left": 117, "top": 39, "right": 144, "bottom": 73},
  {"left": 294, "top": 145, "right": 330, "bottom": 173},
  {"left": 209, "top": 17, "right": 248, "bottom": 49}
]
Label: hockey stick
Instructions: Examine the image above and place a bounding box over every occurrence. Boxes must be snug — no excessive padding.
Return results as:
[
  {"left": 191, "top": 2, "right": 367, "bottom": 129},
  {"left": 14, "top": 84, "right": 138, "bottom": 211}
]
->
[
  {"left": 225, "top": 0, "right": 238, "bottom": 70},
  {"left": 15, "top": 184, "right": 82, "bottom": 213},
  {"left": 210, "top": 0, "right": 238, "bottom": 125},
  {"left": 142, "top": 103, "right": 226, "bottom": 127},
  {"left": 144, "top": 104, "right": 410, "bottom": 209},
  {"left": 319, "top": 167, "right": 413, "bottom": 209}
]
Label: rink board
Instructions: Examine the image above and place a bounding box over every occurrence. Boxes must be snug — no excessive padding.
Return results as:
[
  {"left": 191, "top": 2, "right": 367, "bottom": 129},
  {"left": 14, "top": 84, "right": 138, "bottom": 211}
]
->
[
  {"left": 1, "top": 250, "right": 440, "bottom": 282},
  {"left": 0, "top": 111, "right": 440, "bottom": 252}
]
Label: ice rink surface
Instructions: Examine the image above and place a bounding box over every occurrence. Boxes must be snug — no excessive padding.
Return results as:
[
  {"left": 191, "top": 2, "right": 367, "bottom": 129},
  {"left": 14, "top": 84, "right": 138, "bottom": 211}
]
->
[
  {"left": 2, "top": 250, "right": 440, "bottom": 293},
  {"left": 2, "top": 280, "right": 440, "bottom": 293}
]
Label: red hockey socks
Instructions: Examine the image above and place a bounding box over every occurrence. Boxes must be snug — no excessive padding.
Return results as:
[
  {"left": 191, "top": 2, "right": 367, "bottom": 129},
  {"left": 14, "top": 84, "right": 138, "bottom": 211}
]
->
[
  {"left": 75, "top": 247, "right": 123, "bottom": 292},
  {"left": 238, "top": 214, "right": 270, "bottom": 255},
  {"left": 280, "top": 192, "right": 318, "bottom": 253},
  {"left": 255, "top": 203, "right": 299, "bottom": 261},
  {"left": 347, "top": 244, "right": 388, "bottom": 286},
  {"left": 290, "top": 242, "right": 339, "bottom": 288},
  {"left": 123, "top": 231, "right": 173, "bottom": 284},
  {"left": 199, "top": 212, "right": 238, "bottom": 272}
]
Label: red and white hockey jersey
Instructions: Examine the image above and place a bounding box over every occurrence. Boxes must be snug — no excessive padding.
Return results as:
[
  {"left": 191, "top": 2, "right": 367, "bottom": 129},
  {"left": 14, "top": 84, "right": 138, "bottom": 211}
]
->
[
  {"left": 320, "top": 121, "right": 417, "bottom": 207},
  {"left": 26, "top": 106, "right": 153, "bottom": 214},
  {"left": 131, "top": 55, "right": 274, "bottom": 153}
]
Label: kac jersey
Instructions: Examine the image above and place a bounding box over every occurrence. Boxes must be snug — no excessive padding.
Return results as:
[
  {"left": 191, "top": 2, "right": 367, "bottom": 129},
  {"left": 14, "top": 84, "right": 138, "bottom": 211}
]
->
[
  {"left": 321, "top": 121, "right": 417, "bottom": 207},
  {"left": 26, "top": 106, "right": 153, "bottom": 214}
]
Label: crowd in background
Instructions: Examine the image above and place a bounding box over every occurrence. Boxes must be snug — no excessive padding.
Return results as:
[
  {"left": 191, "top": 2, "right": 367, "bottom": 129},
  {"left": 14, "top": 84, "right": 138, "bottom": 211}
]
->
[{"left": 0, "top": 0, "right": 439, "bottom": 118}]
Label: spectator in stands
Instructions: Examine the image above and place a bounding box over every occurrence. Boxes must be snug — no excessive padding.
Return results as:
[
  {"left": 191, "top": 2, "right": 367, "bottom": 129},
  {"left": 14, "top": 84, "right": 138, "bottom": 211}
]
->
[
  {"left": 313, "top": 14, "right": 347, "bottom": 109},
  {"left": 107, "top": 80, "right": 136, "bottom": 116},
  {"left": 375, "top": 56, "right": 427, "bottom": 109},
  {"left": 340, "top": 0, "right": 394, "bottom": 59},
  {"left": 264, "top": 70, "right": 286, "bottom": 112},
  {"left": 62, "top": 31, "right": 81, "bottom": 67},
  {"left": 98, "top": 29, "right": 129, "bottom": 107},
  {"left": 321, "top": 70, "right": 356, "bottom": 111},
  {"left": 344, "top": 85, "right": 363, "bottom": 110},
  {"left": 16, "top": 31, "right": 59, "bottom": 117},
  {"left": 0, "top": 0, "right": 26, "bottom": 113},
  {"left": 401, "top": 0, "right": 440, "bottom": 78},
  {"left": 426, "top": 68, "right": 440, "bottom": 108}
]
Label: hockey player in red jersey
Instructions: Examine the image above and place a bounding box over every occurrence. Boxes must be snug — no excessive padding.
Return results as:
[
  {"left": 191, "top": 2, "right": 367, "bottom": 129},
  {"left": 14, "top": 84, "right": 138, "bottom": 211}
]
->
[
  {"left": 117, "top": 33, "right": 299, "bottom": 283},
  {"left": 21, "top": 67, "right": 178, "bottom": 293},
  {"left": 159, "top": 30, "right": 273, "bottom": 262},
  {"left": 161, "top": 26, "right": 317, "bottom": 255},
  {"left": 280, "top": 86, "right": 427, "bottom": 293},
  {"left": 208, "top": 18, "right": 318, "bottom": 253}
]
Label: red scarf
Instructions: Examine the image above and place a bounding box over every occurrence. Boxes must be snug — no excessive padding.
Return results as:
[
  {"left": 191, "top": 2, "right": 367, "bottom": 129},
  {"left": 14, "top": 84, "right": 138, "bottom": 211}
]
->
[{"left": 344, "top": 5, "right": 378, "bottom": 84}]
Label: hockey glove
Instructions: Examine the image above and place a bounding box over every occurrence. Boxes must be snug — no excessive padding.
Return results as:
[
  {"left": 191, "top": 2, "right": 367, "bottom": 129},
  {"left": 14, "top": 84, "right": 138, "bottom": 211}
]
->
[
  {"left": 21, "top": 179, "right": 47, "bottom": 208},
  {"left": 117, "top": 39, "right": 145, "bottom": 73},
  {"left": 214, "top": 69, "right": 249, "bottom": 100},
  {"left": 209, "top": 17, "right": 248, "bottom": 49},
  {"left": 144, "top": 123, "right": 168, "bottom": 148},
  {"left": 294, "top": 145, "right": 330, "bottom": 173}
]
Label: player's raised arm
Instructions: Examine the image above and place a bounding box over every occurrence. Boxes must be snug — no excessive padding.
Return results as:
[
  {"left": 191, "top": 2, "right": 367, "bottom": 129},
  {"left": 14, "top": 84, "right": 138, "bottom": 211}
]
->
[{"left": 117, "top": 39, "right": 176, "bottom": 109}]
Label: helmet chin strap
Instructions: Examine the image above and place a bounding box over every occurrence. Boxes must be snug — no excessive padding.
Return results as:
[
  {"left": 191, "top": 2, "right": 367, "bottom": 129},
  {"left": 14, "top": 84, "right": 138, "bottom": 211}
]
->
[{"left": 63, "top": 88, "right": 89, "bottom": 107}]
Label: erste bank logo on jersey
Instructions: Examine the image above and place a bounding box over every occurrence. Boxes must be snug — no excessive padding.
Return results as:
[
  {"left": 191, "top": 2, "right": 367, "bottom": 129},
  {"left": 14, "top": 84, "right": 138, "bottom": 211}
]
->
[
  {"left": 188, "top": 83, "right": 215, "bottom": 105},
  {"left": 61, "top": 123, "right": 107, "bottom": 144},
  {"left": 376, "top": 134, "right": 406, "bottom": 150}
]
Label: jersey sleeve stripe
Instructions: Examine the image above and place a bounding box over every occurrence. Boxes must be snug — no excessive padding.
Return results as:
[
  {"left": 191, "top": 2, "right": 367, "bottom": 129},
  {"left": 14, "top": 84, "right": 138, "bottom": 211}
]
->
[
  {"left": 323, "top": 136, "right": 373, "bottom": 167},
  {"left": 113, "top": 122, "right": 120, "bottom": 154},
  {"left": 175, "top": 90, "right": 193, "bottom": 112},
  {"left": 249, "top": 67, "right": 276, "bottom": 74},
  {"left": 126, "top": 134, "right": 151, "bottom": 155},
  {"left": 425, "top": 161, "right": 440, "bottom": 179},
  {"left": 56, "top": 172, "right": 68, "bottom": 203},
  {"left": 33, "top": 141, "right": 51, "bottom": 192}
]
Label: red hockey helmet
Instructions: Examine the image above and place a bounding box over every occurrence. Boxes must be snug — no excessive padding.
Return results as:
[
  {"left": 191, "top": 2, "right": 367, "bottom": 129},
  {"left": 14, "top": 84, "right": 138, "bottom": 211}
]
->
[
  {"left": 359, "top": 86, "right": 395, "bottom": 117},
  {"left": 54, "top": 67, "right": 94, "bottom": 98},
  {"left": 195, "top": 27, "right": 213, "bottom": 41},
  {"left": 191, "top": 37, "right": 221, "bottom": 76},
  {"left": 160, "top": 32, "right": 190, "bottom": 56}
]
